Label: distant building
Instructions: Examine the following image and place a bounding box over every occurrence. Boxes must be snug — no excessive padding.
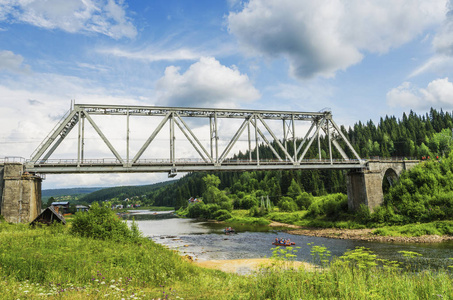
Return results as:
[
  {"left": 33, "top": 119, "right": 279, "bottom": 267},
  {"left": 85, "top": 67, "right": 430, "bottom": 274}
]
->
[
  {"left": 188, "top": 197, "right": 201, "bottom": 204},
  {"left": 75, "top": 205, "right": 89, "bottom": 212},
  {"left": 51, "top": 201, "right": 70, "bottom": 213}
]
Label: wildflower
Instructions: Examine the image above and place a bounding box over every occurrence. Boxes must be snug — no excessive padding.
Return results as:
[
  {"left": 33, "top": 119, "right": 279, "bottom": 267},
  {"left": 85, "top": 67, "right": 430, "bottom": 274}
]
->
[{"left": 101, "top": 281, "right": 105, "bottom": 285}]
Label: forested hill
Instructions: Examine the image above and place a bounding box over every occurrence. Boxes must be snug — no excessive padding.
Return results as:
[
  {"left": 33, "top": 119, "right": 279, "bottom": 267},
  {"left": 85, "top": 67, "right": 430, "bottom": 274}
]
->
[
  {"left": 79, "top": 180, "right": 177, "bottom": 203},
  {"left": 142, "top": 108, "right": 453, "bottom": 209},
  {"left": 42, "top": 187, "right": 104, "bottom": 198}
]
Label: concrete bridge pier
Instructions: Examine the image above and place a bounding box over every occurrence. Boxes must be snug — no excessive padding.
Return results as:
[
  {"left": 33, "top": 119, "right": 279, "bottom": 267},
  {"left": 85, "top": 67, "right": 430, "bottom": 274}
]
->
[
  {"left": 0, "top": 162, "right": 42, "bottom": 223},
  {"left": 347, "top": 170, "right": 384, "bottom": 212},
  {"left": 347, "top": 160, "right": 419, "bottom": 212}
]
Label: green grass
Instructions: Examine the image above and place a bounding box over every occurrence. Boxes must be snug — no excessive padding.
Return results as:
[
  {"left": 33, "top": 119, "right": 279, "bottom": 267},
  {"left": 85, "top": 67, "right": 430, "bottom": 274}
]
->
[
  {"left": 229, "top": 210, "right": 270, "bottom": 225},
  {"left": 372, "top": 220, "right": 453, "bottom": 237},
  {"left": 0, "top": 222, "right": 452, "bottom": 299}
]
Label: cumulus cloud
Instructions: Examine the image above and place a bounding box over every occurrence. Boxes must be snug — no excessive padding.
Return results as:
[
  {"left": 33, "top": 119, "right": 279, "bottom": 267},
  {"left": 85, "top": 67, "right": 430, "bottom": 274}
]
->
[
  {"left": 0, "top": 0, "right": 136, "bottom": 39},
  {"left": 387, "top": 78, "right": 453, "bottom": 110},
  {"left": 0, "top": 50, "right": 30, "bottom": 73},
  {"left": 156, "top": 57, "right": 260, "bottom": 107},
  {"left": 411, "top": 1, "right": 453, "bottom": 76},
  {"left": 228, "top": 0, "right": 446, "bottom": 79}
]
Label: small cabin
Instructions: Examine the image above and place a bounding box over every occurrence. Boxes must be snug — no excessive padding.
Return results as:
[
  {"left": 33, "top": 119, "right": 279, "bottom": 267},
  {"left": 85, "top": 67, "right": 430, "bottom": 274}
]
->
[{"left": 30, "top": 206, "right": 66, "bottom": 226}]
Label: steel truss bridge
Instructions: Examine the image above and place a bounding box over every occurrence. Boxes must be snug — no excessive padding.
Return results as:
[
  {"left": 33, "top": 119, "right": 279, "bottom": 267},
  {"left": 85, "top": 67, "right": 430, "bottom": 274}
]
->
[{"left": 25, "top": 104, "right": 366, "bottom": 176}]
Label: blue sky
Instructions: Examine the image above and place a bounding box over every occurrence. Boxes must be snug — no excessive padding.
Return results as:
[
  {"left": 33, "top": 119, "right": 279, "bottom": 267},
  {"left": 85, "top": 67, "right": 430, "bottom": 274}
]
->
[{"left": 1, "top": 0, "right": 453, "bottom": 188}]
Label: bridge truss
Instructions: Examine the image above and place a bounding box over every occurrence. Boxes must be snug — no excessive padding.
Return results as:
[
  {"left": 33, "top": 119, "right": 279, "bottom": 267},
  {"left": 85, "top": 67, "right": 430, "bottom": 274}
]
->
[{"left": 25, "top": 104, "right": 365, "bottom": 175}]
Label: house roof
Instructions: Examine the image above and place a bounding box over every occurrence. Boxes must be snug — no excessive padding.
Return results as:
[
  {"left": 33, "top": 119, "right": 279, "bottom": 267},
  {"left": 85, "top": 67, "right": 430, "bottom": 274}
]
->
[
  {"left": 30, "top": 206, "right": 66, "bottom": 226},
  {"left": 51, "top": 201, "right": 70, "bottom": 206}
]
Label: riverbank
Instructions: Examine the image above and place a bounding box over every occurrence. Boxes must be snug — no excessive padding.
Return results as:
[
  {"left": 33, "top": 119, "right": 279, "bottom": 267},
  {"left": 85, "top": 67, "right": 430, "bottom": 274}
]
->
[
  {"left": 269, "top": 221, "right": 453, "bottom": 243},
  {"left": 2, "top": 219, "right": 453, "bottom": 299},
  {"left": 194, "top": 258, "right": 315, "bottom": 275}
]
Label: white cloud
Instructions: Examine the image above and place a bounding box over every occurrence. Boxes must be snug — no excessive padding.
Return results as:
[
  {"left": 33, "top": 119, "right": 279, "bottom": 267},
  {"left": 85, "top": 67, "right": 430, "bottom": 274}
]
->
[
  {"left": 99, "top": 47, "right": 201, "bottom": 62},
  {"left": 410, "top": 1, "right": 453, "bottom": 76},
  {"left": 0, "top": 50, "right": 30, "bottom": 73},
  {"left": 0, "top": 0, "right": 136, "bottom": 39},
  {"left": 410, "top": 55, "right": 453, "bottom": 77},
  {"left": 387, "top": 78, "right": 453, "bottom": 109},
  {"left": 228, "top": 0, "right": 447, "bottom": 79},
  {"left": 156, "top": 57, "right": 260, "bottom": 107}
]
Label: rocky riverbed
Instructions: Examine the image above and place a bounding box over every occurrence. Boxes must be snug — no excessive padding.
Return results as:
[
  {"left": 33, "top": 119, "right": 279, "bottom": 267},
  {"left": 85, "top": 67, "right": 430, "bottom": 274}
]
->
[{"left": 269, "top": 221, "right": 453, "bottom": 243}]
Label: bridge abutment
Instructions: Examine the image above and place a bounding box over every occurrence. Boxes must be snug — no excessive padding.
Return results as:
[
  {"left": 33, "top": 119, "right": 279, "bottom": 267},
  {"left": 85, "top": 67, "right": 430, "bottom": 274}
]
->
[
  {"left": 347, "top": 170, "right": 384, "bottom": 212},
  {"left": 0, "top": 162, "right": 42, "bottom": 223},
  {"left": 347, "top": 160, "right": 419, "bottom": 212}
]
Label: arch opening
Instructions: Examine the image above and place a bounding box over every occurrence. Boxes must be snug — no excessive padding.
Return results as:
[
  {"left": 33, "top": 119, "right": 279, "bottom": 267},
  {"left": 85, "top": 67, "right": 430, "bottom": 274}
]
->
[{"left": 382, "top": 168, "right": 398, "bottom": 194}]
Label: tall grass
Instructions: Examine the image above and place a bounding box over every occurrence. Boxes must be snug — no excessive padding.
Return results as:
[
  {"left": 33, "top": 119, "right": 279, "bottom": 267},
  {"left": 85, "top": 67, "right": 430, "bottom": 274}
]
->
[{"left": 0, "top": 221, "right": 452, "bottom": 299}]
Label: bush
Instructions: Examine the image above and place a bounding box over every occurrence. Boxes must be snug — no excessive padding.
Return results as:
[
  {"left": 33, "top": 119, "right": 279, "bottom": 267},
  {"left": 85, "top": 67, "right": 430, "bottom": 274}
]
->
[
  {"left": 239, "top": 195, "right": 259, "bottom": 209},
  {"left": 70, "top": 202, "right": 142, "bottom": 242},
  {"left": 212, "top": 209, "right": 232, "bottom": 221},
  {"left": 295, "top": 192, "right": 313, "bottom": 210},
  {"left": 277, "top": 197, "right": 298, "bottom": 212},
  {"left": 249, "top": 205, "right": 268, "bottom": 217}
]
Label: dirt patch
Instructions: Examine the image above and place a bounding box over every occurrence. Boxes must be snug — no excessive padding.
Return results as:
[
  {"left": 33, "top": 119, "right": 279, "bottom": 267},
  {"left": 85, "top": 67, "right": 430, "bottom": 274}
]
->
[
  {"left": 194, "top": 258, "right": 315, "bottom": 275},
  {"left": 269, "top": 221, "right": 301, "bottom": 229}
]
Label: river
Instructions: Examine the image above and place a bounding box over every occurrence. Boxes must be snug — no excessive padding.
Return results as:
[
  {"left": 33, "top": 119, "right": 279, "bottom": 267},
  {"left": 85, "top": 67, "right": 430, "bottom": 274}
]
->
[{"left": 125, "top": 211, "right": 453, "bottom": 269}]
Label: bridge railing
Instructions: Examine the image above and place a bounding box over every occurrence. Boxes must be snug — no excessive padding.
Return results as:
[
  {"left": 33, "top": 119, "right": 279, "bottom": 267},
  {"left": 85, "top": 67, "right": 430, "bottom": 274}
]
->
[
  {"left": 367, "top": 156, "right": 418, "bottom": 161},
  {"left": 26, "top": 157, "right": 364, "bottom": 166}
]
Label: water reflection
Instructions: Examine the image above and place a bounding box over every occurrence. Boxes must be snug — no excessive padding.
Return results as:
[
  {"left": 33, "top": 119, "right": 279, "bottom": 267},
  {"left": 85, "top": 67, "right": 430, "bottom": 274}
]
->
[{"left": 126, "top": 212, "right": 453, "bottom": 269}]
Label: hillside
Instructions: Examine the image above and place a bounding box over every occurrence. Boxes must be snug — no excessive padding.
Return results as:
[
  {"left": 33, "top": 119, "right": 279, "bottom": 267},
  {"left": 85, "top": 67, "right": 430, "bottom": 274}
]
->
[
  {"left": 42, "top": 187, "right": 104, "bottom": 198},
  {"left": 79, "top": 180, "right": 177, "bottom": 203}
]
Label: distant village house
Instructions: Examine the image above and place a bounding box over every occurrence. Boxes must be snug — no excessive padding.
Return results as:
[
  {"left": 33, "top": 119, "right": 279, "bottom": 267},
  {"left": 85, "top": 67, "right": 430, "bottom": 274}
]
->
[{"left": 188, "top": 197, "right": 201, "bottom": 204}]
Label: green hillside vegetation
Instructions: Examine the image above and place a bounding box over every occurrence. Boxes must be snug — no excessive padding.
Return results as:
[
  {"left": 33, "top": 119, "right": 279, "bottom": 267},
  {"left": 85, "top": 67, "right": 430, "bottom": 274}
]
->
[
  {"left": 78, "top": 180, "right": 177, "bottom": 204},
  {"left": 42, "top": 187, "right": 104, "bottom": 198}
]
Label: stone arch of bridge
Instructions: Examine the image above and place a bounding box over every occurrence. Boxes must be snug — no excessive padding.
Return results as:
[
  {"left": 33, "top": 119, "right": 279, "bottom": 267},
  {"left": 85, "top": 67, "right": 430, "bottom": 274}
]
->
[
  {"left": 347, "top": 160, "right": 419, "bottom": 212},
  {"left": 381, "top": 167, "right": 400, "bottom": 194}
]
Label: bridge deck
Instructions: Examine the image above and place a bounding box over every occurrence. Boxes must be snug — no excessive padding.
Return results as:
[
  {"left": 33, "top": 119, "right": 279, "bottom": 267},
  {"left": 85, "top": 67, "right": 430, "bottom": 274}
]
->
[{"left": 25, "top": 158, "right": 366, "bottom": 174}]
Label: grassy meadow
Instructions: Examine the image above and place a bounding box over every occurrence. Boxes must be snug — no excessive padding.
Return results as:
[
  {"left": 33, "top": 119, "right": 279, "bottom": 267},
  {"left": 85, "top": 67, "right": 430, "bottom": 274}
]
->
[{"left": 1, "top": 217, "right": 453, "bottom": 299}]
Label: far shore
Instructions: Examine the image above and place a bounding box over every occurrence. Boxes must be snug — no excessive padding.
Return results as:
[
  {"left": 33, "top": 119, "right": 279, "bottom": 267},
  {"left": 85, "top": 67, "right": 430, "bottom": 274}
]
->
[{"left": 269, "top": 221, "right": 453, "bottom": 243}]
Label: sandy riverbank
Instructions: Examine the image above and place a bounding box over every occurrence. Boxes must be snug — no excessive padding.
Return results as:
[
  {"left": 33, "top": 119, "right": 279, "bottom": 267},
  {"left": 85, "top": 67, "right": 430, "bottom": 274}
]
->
[
  {"left": 194, "top": 258, "right": 315, "bottom": 275},
  {"left": 269, "top": 221, "right": 453, "bottom": 243}
]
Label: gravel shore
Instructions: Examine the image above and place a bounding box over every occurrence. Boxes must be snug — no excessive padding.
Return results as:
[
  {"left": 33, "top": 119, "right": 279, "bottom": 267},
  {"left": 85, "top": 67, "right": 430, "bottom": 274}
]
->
[{"left": 269, "top": 221, "right": 453, "bottom": 243}]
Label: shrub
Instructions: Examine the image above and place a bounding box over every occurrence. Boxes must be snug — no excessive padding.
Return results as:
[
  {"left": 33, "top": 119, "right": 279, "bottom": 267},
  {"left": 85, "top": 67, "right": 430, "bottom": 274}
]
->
[
  {"left": 277, "top": 197, "right": 298, "bottom": 212},
  {"left": 70, "top": 202, "right": 142, "bottom": 242},
  {"left": 295, "top": 192, "right": 313, "bottom": 209},
  {"left": 212, "top": 209, "right": 232, "bottom": 221},
  {"left": 249, "top": 205, "right": 268, "bottom": 217},
  {"left": 240, "top": 195, "right": 259, "bottom": 209}
]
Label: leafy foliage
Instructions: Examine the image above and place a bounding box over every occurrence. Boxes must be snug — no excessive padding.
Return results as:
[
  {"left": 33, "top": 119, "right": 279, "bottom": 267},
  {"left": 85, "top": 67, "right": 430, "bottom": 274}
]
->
[
  {"left": 70, "top": 202, "right": 142, "bottom": 242},
  {"left": 370, "top": 152, "right": 453, "bottom": 224}
]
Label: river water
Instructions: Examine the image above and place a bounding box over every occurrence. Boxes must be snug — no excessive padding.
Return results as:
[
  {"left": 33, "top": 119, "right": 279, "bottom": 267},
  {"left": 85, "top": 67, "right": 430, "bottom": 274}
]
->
[{"left": 125, "top": 211, "right": 453, "bottom": 269}]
